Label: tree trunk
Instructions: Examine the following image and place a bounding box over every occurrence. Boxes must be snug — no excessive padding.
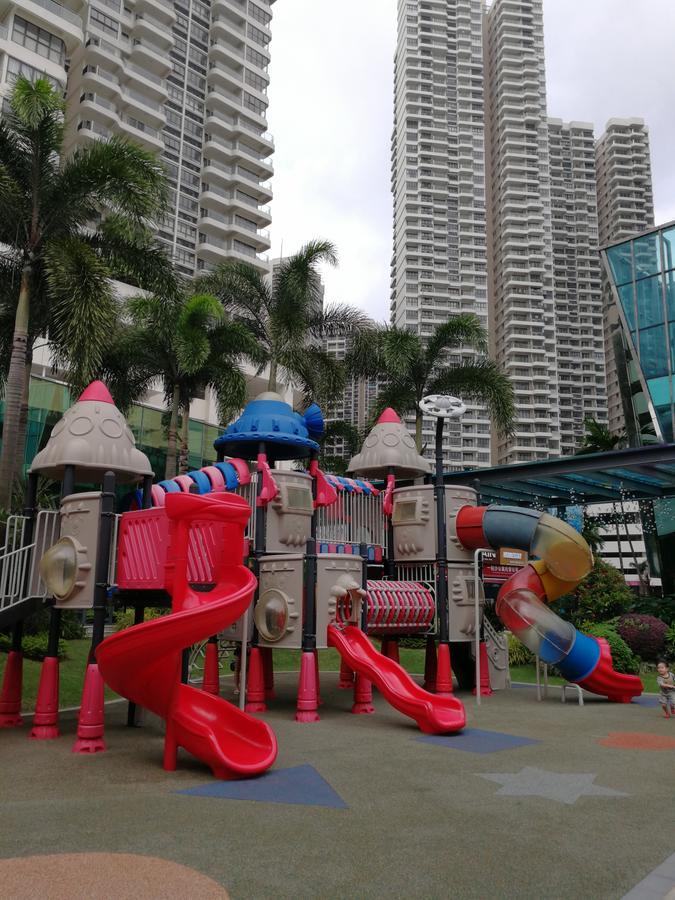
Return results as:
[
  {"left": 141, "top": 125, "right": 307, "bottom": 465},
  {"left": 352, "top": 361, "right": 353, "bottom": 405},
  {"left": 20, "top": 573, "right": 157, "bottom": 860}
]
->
[
  {"left": 179, "top": 408, "right": 190, "bottom": 475},
  {"left": 164, "top": 383, "right": 180, "bottom": 479},
  {"left": 0, "top": 266, "right": 31, "bottom": 511},
  {"left": 14, "top": 351, "right": 33, "bottom": 484},
  {"left": 415, "top": 411, "right": 423, "bottom": 453},
  {"left": 267, "top": 358, "right": 277, "bottom": 393}
]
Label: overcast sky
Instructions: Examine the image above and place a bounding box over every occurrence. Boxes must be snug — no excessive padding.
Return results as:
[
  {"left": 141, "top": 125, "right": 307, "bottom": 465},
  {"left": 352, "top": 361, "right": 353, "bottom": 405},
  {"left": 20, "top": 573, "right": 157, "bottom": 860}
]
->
[{"left": 266, "top": 1, "right": 675, "bottom": 321}]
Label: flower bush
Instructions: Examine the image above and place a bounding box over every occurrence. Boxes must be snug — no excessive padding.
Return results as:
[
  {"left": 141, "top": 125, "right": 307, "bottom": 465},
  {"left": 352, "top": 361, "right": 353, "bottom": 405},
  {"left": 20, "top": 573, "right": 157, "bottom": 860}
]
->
[{"left": 616, "top": 614, "right": 667, "bottom": 661}]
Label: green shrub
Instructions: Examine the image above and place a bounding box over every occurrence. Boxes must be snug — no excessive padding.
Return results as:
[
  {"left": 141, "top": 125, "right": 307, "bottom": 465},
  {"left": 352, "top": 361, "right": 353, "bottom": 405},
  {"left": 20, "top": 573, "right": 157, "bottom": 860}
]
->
[
  {"left": 0, "top": 632, "right": 67, "bottom": 660},
  {"left": 554, "top": 558, "right": 634, "bottom": 628},
  {"left": 17, "top": 607, "right": 84, "bottom": 640},
  {"left": 508, "top": 633, "right": 534, "bottom": 667},
  {"left": 399, "top": 636, "right": 427, "bottom": 650},
  {"left": 629, "top": 594, "right": 675, "bottom": 624},
  {"left": 114, "top": 607, "right": 167, "bottom": 632},
  {"left": 581, "top": 623, "right": 639, "bottom": 675},
  {"left": 662, "top": 624, "right": 675, "bottom": 661}
]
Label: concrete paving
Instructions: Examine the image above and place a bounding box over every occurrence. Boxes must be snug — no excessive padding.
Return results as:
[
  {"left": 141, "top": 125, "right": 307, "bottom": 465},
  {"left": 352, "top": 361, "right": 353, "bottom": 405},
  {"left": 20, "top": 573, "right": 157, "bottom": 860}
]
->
[{"left": 1, "top": 673, "right": 674, "bottom": 899}]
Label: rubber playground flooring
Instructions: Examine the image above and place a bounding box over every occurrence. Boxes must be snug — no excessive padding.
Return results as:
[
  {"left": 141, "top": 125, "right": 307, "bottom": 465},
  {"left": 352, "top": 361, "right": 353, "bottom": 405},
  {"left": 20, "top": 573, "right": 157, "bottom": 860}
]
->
[{"left": 1, "top": 673, "right": 674, "bottom": 900}]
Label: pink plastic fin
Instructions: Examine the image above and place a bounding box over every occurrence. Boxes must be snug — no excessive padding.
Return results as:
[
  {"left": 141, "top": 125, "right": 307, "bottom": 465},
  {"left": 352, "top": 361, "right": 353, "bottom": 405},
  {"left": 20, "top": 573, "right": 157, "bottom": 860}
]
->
[
  {"left": 309, "top": 459, "right": 338, "bottom": 508},
  {"left": 256, "top": 454, "right": 279, "bottom": 506},
  {"left": 382, "top": 472, "right": 396, "bottom": 517}
]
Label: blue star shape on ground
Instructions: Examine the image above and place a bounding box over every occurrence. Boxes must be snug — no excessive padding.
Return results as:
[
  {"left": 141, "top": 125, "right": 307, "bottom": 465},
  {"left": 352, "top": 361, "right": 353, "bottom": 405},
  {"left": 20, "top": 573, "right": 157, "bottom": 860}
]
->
[{"left": 479, "top": 767, "right": 628, "bottom": 805}]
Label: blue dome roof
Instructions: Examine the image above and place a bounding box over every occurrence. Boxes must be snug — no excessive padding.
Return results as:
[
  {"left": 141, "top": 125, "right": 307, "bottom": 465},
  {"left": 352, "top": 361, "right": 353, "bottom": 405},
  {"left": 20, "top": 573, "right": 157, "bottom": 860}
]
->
[{"left": 214, "top": 392, "right": 321, "bottom": 461}]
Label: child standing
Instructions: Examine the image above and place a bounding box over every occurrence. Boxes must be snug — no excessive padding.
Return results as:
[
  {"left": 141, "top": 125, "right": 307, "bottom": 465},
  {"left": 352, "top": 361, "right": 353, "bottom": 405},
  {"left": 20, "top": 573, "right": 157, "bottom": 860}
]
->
[{"left": 656, "top": 660, "right": 675, "bottom": 718}]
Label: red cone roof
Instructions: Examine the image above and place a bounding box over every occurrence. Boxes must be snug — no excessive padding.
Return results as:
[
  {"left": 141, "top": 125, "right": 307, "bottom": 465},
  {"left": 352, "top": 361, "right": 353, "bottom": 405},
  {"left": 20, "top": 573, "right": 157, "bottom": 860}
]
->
[
  {"left": 78, "top": 381, "right": 114, "bottom": 404},
  {"left": 377, "top": 408, "right": 400, "bottom": 424}
]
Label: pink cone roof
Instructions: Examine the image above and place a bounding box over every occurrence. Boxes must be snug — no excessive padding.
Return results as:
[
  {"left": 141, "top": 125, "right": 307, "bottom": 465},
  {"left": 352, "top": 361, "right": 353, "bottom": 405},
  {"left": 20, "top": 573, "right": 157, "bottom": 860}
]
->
[
  {"left": 347, "top": 409, "right": 430, "bottom": 479},
  {"left": 29, "top": 381, "right": 153, "bottom": 483}
]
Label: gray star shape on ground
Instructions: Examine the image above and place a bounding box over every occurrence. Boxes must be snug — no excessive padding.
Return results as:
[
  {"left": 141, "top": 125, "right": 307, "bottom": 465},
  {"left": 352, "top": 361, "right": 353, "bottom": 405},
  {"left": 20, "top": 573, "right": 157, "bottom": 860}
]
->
[{"left": 479, "top": 767, "right": 629, "bottom": 805}]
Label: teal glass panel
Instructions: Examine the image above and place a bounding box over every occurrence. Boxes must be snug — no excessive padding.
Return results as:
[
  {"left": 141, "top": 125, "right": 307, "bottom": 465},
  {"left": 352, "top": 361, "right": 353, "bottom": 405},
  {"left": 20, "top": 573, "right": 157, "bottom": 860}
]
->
[
  {"left": 202, "top": 425, "right": 219, "bottom": 466},
  {"left": 633, "top": 232, "right": 662, "bottom": 279},
  {"left": 639, "top": 325, "right": 668, "bottom": 378},
  {"left": 654, "top": 402, "right": 673, "bottom": 442},
  {"left": 127, "top": 404, "right": 143, "bottom": 441},
  {"left": 663, "top": 227, "right": 675, "bottom": 272},
  {"left": 138, "top": 407, "right": 166, "bottom": 480},
  {"left": 618, "top": 283, "right": 636, "bottom": 330},
  {"left": 635, "top": 274, "right": 664, "bottom": 329},
  {"left": 670, "top": 323, "right": 675, "bottom": 374},
  {"left": 187, "top": 419, "right": 204, "bottom": 472},
  {"left": 665, "top": 270, "right": 675, "bottom": 321},
  {"left": 606, "top": 241, "right": 633, "bottom": 286},
  {"left": 646, "top": 374, "right": 671, "bottom": 406}
]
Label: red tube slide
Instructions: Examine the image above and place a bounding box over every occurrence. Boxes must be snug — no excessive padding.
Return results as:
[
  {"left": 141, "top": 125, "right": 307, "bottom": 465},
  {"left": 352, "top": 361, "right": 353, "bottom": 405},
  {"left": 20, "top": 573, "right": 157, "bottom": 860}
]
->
[
  {"left": 327, "top": 625, "right": 465, "bottom": 734},
  {"left": 97, "top": 492, "right": 277, "bottom": 779}
]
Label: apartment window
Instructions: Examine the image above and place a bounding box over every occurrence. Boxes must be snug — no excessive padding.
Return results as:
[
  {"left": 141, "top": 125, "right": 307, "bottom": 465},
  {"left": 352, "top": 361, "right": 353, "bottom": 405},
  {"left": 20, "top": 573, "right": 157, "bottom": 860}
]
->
[
  {"left": 177, "top": 220, "right": 196, "bottom": 241},
  {"left": 191, "top": 22, "right": 208, "bottom": 46},
  {"left": 6, "top": 56, "right": 61, "bottom": 89},
  {"left": 235, "top": 215, "right": 257, "bottom": 232},
  {"left": 245, "top": 70, "right": 266, "bottom": 92},
  {"left": 186, "top": 70, "right": 205, "bottom": 92},
  {"left": 248, "top": 2, "right": 271, "bottom": 26},
  {"left": 179, "top": 195, "right": 198, "bottom": 214},
  {"left": 234, "top": 239, "right": 256, "bottom": 257},
  {"left": 243, "top": 92, "right": 266, "bottom": 115},
  {"left": 182, "top": 144, "right": 202, "bottom": 163},
  {"left": 12, "top": 16, "right": 65, "bottom": 65},
  {"left": 246, "top": 46, "right": 267, "bottom": 70},
  {"left": 175, "top": 248, "right": 195, "bottom": 266},
  {"left": 184, "top": 118, "right": 203, "bottom": 139},
  {"left": 89, "top": 8, "right": 119, "bottom": 38},
  {"left": 247, "top": 23, "right": 270, "bottom": 46}
]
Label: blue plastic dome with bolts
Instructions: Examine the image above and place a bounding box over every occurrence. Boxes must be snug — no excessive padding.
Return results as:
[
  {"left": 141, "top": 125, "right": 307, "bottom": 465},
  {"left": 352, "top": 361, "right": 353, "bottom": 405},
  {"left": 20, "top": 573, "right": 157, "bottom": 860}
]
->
[{"left": 214, "top": 391, "right": 324, "bottom": 462}]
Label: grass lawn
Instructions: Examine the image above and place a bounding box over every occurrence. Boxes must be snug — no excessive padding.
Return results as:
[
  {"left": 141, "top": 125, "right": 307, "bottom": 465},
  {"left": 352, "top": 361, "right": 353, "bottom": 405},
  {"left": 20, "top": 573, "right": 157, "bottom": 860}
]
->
[{"left": 0, "top": 640, "right": 660, "bottom": 711}]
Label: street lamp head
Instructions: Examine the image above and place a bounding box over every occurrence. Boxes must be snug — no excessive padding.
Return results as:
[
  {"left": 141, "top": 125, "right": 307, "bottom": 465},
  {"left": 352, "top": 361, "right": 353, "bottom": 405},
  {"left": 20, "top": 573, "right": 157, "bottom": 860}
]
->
[{"left": 419, "top": 394, "right": 467, "bottom": 420}]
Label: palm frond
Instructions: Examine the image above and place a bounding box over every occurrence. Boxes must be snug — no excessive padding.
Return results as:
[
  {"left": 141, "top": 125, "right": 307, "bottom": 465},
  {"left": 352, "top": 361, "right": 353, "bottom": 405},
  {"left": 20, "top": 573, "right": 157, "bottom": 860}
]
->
[
  {"left": 424, "top": 315, "right": 488, "bottom": 367},
  {"left": 43, "top": 236, "right": 117, "bottom": 395},
  {"left": 175, "top": 293, "right": 224, "bottom": 375},
  {"left": 427, "top": 360, "right": 516, "bottom": 436},
  {"left": 307, "top": 303, "right": 373, "bottom": 338}
]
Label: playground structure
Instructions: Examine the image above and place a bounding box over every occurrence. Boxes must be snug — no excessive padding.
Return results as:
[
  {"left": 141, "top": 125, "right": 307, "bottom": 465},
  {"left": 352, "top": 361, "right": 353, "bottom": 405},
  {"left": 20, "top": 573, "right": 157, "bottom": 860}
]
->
[{"left": 0, "top": 381, "right": 643, "bottom": 779}]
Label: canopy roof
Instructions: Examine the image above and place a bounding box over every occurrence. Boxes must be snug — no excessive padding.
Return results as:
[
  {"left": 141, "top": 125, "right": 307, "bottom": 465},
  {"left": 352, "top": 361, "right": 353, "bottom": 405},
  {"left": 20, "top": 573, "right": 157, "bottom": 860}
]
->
[{"left": 442, "top": 443, "right": 675, "bottom": 507}]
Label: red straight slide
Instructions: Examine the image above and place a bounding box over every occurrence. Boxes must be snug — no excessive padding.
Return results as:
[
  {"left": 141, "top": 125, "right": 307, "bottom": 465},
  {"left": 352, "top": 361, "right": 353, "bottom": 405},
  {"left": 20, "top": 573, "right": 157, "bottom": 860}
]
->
[
  {"left": 97, "top": 492, "right": 277, "bottom": 779},
  {"left": 327, "top": 625, "right": 465, "bottom": 734}
]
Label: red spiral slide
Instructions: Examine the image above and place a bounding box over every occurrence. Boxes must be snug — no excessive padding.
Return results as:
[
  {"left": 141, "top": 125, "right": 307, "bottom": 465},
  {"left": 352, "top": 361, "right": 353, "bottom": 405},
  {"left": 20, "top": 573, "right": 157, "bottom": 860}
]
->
[
  {"left": 327, "top": 625, "right": 465, "bottom": 734},
  {"left": 97, "top": 492, "right": 277, "bottom": 779}
]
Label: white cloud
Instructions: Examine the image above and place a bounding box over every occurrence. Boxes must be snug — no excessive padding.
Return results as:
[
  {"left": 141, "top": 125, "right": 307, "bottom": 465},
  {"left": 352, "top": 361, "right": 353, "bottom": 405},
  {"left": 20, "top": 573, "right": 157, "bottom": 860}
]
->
[{"left": 267, "top": 1, "right": 675, "bottom": 318}]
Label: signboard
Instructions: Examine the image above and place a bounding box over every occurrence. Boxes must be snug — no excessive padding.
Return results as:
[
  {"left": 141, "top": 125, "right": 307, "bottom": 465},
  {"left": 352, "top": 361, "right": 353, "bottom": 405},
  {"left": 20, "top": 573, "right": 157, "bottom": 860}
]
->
[
  {"left": 498, "top": 547, "right": 527, "bottom": 567},
  {"left": 481, "top": 549, "right": 523, "bottom": 585}
]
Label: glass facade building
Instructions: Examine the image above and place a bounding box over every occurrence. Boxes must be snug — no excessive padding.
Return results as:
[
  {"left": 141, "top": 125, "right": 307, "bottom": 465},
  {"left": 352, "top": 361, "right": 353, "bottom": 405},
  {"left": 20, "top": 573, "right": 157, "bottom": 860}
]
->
[
  {"left": 603, "top": 221, "right": 675, "bottom": 443},
  {"left": 1, "top": 375, "right": 220, "bottom": 484}
]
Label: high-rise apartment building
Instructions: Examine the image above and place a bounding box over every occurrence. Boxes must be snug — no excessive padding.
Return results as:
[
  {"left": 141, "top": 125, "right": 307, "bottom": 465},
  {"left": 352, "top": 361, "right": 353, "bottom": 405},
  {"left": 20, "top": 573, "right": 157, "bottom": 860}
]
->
[
  {"left": 0, "top": 0, "right": 275, "bottom": 279},
  {"left": 547, "top": 119, "right": 606, "bottom": 455},
  {"left": 596, "top": 118, "right": 654, "bottom": 436},
  {"left": 484, "top": 0, "right": 560, "bottom": 465},
  {"left": 390, "top": 0, "right": 492, "bottom": 470}
]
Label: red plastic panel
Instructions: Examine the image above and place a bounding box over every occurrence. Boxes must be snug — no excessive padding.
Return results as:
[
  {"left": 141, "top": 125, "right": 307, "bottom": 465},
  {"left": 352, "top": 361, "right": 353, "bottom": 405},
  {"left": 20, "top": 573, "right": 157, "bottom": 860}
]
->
[
  {"left": 116, "top": 508, "right": 170, "bottom": 589},
  {"left": 116, "top": 508, "right": 235, "bottom": 589},
  {"left": 336, "top": 580, "right": 435, "bottom": 635}
]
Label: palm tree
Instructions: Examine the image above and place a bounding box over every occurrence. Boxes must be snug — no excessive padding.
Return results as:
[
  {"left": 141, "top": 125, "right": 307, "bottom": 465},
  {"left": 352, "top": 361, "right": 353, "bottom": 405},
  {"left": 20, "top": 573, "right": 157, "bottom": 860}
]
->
[
  {"left": 576, "top": 418, "right": 626, "bottom": 455},
  {"left": 113, "top": 291, "right": 259, "bottom": 479},
  {"left": 198, "top": 240, "right": 370, "bottom": 405},
  {"left": 0, "top": 76, "right": 172, "bottom": 508},
  {"left": 347, "top": 316, "right": 515, "bottom": 451}
]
